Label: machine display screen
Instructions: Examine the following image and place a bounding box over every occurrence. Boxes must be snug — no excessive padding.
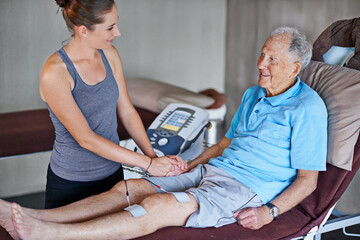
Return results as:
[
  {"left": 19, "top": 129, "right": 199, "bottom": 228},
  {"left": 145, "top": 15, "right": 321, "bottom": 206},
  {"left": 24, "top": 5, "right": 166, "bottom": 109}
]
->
[{"left": 160, "top": 110, "right": 191, "bottom": 132}]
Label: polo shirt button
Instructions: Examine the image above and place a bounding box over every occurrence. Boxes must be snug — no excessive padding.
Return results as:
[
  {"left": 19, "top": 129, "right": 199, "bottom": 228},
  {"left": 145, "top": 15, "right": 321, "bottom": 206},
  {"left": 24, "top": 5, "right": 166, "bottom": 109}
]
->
[{"left": 255, "top": 110, "right": 259, "bottom": 113}]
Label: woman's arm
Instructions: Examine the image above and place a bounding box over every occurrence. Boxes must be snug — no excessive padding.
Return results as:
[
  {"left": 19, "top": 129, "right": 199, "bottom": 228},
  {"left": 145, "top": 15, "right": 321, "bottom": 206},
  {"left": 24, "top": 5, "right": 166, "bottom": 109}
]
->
[
  {"left": 108, "top": 48, "right": 156, "bottom": 157},
  {"left": 40, "top": 52, "right": 178, "bottom": 176}
]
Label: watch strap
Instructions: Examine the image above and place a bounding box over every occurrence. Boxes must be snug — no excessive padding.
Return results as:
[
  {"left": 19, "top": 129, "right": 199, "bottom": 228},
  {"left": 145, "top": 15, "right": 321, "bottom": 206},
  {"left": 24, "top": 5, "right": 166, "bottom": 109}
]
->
[{"left": 265, "top": 202, "right": 276, "bottom": 209}]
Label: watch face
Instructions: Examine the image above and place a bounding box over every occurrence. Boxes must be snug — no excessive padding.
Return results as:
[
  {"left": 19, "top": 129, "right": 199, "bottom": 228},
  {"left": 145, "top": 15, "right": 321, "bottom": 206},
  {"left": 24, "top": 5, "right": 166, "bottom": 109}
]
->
[{"left": 270, "top": 207, "right": 279, "bottom": 217}]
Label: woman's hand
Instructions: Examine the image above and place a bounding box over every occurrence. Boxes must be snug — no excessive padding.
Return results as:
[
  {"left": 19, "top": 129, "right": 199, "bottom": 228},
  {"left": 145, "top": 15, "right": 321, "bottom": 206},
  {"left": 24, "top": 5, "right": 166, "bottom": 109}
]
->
[
  {"left": 167, "top": 155, "right": 188, "bottom": 171},
  {"left": 166, "top": 167, "right": 190, "bottom": 176},
  {"left": 147, "top": 155, "right": 188, "bottom": 177},
  {"left": 166, "top": 155, "right": 190, "bottom": 176}
]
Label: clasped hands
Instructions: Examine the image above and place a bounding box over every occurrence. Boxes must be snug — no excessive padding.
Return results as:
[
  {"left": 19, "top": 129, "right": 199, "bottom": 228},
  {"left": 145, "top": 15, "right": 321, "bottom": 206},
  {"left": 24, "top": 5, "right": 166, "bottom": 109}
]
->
[{"left": 147, "top": 155, "right": 189, "bottom": 177}]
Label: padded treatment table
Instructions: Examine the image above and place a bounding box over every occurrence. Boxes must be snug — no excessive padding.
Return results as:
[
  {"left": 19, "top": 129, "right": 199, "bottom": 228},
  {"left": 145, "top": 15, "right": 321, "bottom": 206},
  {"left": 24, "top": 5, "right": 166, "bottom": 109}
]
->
[{"left": 0, "top": 107, "right": 158, "bottom": 158}]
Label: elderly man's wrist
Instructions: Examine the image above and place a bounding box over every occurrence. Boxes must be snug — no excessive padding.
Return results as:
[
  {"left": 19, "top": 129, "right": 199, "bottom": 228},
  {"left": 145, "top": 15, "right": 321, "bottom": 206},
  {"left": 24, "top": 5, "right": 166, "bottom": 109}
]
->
[
  {"left": 187, "top": 160, "right": 199, "bottom": 170},
  {"left": 265, "top": 202, "right": 280, "bottom": 221}
]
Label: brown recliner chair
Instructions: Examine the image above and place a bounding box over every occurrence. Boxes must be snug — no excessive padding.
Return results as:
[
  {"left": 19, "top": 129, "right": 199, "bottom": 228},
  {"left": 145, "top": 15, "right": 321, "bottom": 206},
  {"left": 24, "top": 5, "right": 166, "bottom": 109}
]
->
[{"left": 312, "top": 17, "right": 360, "bottom": 70}]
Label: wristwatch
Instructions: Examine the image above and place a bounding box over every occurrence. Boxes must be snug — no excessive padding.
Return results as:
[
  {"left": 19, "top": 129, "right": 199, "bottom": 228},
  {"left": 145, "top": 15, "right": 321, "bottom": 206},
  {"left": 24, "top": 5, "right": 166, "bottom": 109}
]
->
[{"left": 265, "top": 202, "right": 279, "bottom": 221}]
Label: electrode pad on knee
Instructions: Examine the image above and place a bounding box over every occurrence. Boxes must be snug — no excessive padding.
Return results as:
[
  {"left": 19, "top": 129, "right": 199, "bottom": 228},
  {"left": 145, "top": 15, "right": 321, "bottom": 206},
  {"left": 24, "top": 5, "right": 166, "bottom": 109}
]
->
[
  {"left": 171, "top": 192, "right": 190, "bottom": 203},
  {"left": 125, "top": 204, "right": 147, "bottom": 217}
]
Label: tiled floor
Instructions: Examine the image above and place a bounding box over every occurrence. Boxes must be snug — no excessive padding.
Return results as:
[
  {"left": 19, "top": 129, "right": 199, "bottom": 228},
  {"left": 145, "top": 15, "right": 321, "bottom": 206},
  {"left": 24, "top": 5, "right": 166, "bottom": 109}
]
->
[{"left": 4, "top": 191, "right": 360, "bottom": 240}]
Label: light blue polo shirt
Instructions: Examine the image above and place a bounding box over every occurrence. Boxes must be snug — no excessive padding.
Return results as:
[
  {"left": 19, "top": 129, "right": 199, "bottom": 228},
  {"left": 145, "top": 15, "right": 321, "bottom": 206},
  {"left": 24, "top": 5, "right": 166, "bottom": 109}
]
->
[{"left": 209, "top": 77, "right": 327, "bottom": 203}]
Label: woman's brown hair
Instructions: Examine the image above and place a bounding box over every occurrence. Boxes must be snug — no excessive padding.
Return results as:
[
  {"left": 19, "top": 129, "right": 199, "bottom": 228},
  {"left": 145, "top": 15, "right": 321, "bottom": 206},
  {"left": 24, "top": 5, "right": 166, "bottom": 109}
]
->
[{"left": 55, "top": 0, "right": 115, "bottom": 36}]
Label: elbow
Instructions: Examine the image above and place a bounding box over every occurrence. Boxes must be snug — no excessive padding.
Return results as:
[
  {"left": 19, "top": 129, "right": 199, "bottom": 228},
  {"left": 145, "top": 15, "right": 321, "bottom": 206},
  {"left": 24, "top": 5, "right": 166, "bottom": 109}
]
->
[
  {"left": 218, "top": 137, "right": 231, "bottom": 154},
  {"left": 77, "top": 138, "right": 91, "bottom": 150},
  {"left": 78, "top": 139, "right": 91, "bottom": 150},
  {"left": 310, "top": 178, "right": 318, "bottom": 193},
  {"left": 306, "top": 175, "right": 318, "bottom": 196},
  {"left": 298, "top": 170, "right": 319, "bottom": 197},
  {"left": 76, "top": 133, "right": 97, "bottom": 151}
]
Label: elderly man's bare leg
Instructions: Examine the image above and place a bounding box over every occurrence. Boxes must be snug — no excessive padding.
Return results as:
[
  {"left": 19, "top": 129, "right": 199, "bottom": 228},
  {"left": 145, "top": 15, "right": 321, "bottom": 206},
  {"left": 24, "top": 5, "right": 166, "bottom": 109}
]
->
[
  {"left": 0, "top": 199, "right": 20, "bottom": 240},
  {"left": 1, "top": 178, "right": 155, "bottom": 227},
  {"left": 12, "top": 192, "right": 199, "bottom": 240}
]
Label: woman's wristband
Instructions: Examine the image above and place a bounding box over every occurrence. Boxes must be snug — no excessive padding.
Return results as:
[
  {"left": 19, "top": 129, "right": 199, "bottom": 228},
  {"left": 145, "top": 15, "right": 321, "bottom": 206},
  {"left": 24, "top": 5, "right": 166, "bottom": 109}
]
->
[{"left": 145, "top": 157, "right": 153, "bottom": 173}]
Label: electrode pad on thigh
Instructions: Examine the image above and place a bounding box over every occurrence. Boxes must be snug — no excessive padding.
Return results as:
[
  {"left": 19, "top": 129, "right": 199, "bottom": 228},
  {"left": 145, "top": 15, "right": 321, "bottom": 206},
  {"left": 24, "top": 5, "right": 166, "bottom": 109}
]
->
[
  {"left": 125, "top": 204, "right": 147, "bottom": 217},
  {"left": 171, "top": 192, "right": 190, "bottom": 203}
]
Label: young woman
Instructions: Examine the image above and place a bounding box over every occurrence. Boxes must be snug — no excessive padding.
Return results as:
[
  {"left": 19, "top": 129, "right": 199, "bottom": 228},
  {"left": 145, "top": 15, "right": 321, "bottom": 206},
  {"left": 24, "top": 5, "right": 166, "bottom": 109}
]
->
[{"left": 41, "top": 0, "right": 186, "bottom": 208}]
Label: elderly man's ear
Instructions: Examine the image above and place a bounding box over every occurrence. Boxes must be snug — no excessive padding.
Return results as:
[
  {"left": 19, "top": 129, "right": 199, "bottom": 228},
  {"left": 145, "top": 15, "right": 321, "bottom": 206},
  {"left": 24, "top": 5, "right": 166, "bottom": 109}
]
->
[{"left": 291, "top": 62, "right": 302, "bottom": 78}]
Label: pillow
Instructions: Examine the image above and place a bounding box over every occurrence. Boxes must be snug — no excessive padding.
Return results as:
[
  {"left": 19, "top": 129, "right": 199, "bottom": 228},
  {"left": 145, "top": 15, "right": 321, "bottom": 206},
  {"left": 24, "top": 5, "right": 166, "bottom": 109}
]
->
[
  {"left": 299, "top": 61, "right": 360, "bottom": 170},
  {"left": 158, "top": 92, "right": 214, "bottom": 111},
  {"left": 126, "top": 78, "right": 214, "bottom": 113},
  {"left": 323, "top": 46, "right": 355, "bottom": 66}
]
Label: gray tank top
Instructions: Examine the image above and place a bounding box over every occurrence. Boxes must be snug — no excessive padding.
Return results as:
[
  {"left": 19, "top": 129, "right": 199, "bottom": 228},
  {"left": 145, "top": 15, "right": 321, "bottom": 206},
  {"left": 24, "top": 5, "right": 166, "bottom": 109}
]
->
[{"left": 47, "top": 48, "right": 121, "bottom": 181}]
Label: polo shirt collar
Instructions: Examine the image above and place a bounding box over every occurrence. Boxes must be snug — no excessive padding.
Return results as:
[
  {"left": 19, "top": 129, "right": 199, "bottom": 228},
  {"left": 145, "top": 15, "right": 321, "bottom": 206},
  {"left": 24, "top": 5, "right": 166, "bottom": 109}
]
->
[{"left": 259, "top": 76, "right": 301, "bottom": 106}]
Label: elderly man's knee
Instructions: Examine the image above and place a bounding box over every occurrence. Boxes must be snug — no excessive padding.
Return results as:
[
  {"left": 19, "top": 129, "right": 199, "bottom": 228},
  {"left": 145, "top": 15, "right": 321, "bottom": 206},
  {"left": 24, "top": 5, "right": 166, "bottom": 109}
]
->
[
  {"left": 138, "top": 193, "right": 198, "bottom": 227},
  {"left": 139, "top": 194, "right": 172, "bottom": 214},
  {"left": 110, "top": 179, "right": 156, "bottom": 204},
  {"left": 141, "top": 193, "right": 197, "bottom": 214}
]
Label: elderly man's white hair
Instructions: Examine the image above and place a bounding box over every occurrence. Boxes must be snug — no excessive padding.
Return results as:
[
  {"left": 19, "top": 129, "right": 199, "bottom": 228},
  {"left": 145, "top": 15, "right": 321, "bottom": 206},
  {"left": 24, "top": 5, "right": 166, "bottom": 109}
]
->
[{"left": 271, "top": 26, "right": 312, "bottom": 70}]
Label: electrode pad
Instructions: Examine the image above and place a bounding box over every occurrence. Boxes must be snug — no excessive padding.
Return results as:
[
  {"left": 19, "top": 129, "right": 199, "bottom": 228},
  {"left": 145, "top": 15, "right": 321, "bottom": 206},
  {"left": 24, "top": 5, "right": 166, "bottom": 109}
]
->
[
  {"left": 171, "top": 192, "right": 190, "bottom": 203},
  {"left": 125, "top": 204, "right": 147, "bottom": 217}
]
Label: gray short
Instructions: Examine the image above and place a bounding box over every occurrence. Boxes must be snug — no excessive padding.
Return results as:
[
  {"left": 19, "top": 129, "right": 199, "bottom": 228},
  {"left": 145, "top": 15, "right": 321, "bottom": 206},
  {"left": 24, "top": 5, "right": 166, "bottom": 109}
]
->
[{"left": 144, "top": 164, "right": 263, "bottom": 228}]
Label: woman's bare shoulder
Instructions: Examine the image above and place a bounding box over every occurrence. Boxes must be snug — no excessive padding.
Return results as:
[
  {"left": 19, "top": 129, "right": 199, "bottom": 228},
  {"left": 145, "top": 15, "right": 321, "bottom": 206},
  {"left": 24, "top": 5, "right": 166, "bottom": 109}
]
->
[
  {"left": 103, "top": 45, "right": 120, "bottom": 57},
  {"left": 103, "top": 46, "right": 122, "bottom": 63},
  {"left": 41, "top": 52, "right": 68, "bottom": 81}
]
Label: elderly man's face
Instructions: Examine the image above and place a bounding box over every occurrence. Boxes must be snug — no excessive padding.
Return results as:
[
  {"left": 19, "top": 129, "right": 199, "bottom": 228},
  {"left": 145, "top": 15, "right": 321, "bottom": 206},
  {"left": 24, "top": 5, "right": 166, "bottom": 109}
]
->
[{"left": 257, "top": 34, "right": 298, "bottom": 97}]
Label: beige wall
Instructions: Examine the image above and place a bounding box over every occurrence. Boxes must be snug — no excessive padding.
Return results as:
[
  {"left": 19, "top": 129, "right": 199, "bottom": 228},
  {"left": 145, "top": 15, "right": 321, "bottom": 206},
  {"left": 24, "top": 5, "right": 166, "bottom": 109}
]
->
[
  {"left": 0, "top": 0, "right": 226, "bottom": 113},
  {"left": 0, "top": 1, "right": 68, "bottom": 113},
  {"left": 115, "top": 0, "right": 226, "bottom": 92}
]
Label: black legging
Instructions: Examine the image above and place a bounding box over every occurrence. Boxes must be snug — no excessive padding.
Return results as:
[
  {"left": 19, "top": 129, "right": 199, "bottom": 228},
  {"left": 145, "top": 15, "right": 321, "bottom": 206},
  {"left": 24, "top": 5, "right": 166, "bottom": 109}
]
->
[{"left": 45, "top": 165, "right": 124, "bottom": 209}]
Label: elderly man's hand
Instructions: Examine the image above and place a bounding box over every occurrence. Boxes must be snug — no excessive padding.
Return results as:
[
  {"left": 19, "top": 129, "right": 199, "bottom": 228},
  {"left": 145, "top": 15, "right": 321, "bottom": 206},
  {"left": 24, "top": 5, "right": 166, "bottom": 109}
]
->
[
  {"left": 233, "top": 206, "right": 273, "bottom": 230},
  {"left": 168, "top": 155, "right": 188, "bottom": 172},
  {"left": 165, "top": 155, "right": 189, "bottom": 176}
]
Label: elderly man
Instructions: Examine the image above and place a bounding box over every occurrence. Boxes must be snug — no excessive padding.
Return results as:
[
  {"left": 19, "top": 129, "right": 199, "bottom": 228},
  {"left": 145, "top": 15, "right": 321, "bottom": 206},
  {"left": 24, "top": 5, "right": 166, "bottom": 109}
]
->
[{"left": 0, "top": 26, "right": 327, "bottom": 240}]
